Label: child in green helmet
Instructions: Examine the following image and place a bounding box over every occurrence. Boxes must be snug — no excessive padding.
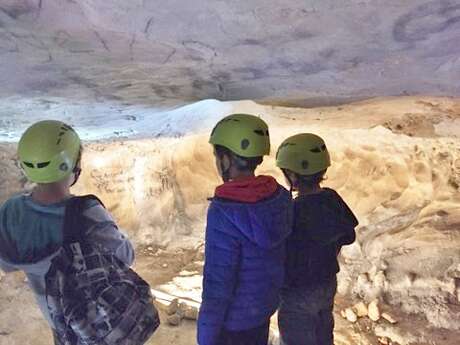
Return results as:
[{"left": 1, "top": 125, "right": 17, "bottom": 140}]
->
[
  {"left": 198, "top": 114, "right": 293, "bottom": 345},
  {"left": 0, "top": 121, "right": 156, "bottom": 344},
  {"left": 275, "top": 133, "right": 358, "bottom": 345}
]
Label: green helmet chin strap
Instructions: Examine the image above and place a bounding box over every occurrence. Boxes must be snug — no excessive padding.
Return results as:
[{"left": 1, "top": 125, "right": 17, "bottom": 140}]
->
[
  {"left": 70, "top": 156, "right": 82, "bottom": 187},
  {"left": 281, "top": 169, "right": 295, "bottom": 195}
]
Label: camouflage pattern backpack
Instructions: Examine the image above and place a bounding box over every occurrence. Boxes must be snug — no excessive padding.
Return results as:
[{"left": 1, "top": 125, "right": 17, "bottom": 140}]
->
[{"left": 45, "top": 195, "right": 160, "bottom": 345}]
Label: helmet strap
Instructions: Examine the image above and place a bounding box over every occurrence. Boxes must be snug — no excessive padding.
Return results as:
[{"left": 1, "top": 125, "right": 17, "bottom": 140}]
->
[
  {"left": 70, "top": 166, "right": 81, "bottom": 187},
  {"left": 282, "top": 169, "right": 294, "bottom": 196},
  {"left": 70, "top": 149, "right": 83, "bottom": 187},
  {"left": 220, "top": 160, "right": 231, "bottom": 182}
]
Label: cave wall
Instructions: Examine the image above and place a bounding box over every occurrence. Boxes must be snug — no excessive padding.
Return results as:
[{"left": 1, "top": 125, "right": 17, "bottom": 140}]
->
[
  {"left": 1, "top": 97, "right": 460, "bottom": 334},
  {"left": 1, "top": 0, "right": 460, "bottom": 113}
]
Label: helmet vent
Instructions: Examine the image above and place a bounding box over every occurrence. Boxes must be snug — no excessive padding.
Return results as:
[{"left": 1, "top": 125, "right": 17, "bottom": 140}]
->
[
  {"left": 254, "top": 129, "right": 265, "bottom": 136},
  {"left": 241, "top": 139, "right": 250, "bottom": 150},
  {"left": 302, "top": 160, "right": 309, "bottom": 169},
  {"left": 310, "top": 147, "right": 322, "bottom": 153},
  {"left": 23, "top": 162, "right": 34, "bottom": 168},
  {"left": 56, "top": 131, "right": 67, "bottom": 145},
  {"left": 278, "top": 142, "right": 296, "bottom": 150},
  {"left": 61, "top": 124, "right": 74, "bottom": 132},
  {"left": 266, "top": 130, "right": 269, "bottom": 136},
  {"left": 37, "top": 161, "right": 50, "bottom": 169},
  {"left": 276, "top": 142, "right": 295, "bottom": 158},
  {"left": 321, "top": 144, "right": 327, "bottom": 151}
]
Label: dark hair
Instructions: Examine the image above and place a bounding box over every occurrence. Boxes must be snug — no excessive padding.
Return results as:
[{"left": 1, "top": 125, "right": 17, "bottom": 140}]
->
[
  {"left": 297, "top": 169, "right": 327, "bottom": 188},
  {"left": 214, "top": 145, "right": 263, "bottom": 172}
]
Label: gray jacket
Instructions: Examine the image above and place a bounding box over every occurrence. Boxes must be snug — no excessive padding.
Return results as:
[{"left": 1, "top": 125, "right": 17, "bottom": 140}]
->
[{"left": 0, "top": 194, "right": 134, "bottom": 328}]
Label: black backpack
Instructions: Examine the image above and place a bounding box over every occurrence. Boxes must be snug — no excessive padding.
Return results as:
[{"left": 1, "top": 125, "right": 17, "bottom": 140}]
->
[{"left": 45, "top": 195, "right": 160, "bottom": 345}]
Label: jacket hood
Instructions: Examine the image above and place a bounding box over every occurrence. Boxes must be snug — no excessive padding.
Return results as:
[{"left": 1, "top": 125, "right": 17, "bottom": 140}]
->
[
  {"left": 215, "top": 175, "right": 279, "bottom": 203},
  {"left": 212, "top": 185, "right": 293, "bottom": 249},
  {"left": 0, "top": 194, "right": 65, "bottom": 271}
]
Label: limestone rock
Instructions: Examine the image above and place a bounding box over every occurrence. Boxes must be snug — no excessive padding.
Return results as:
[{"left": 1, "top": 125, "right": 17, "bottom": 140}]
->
[
  {"left": 382, "top": 312, "right": 397, "bottom": 324},
  {"left": 358, "top": 273, "right": 370, "bottom": 284},
  {"left": 167, "top": 298, "right": 180, "bottom": 315},
  {"left": 380, "top": 260, "right": 389, "bottom": 271},
  {"left": 184, "top": 306, "right": 199, "bottom": 320},
  {"left": 369, "top": 266, "right": 378, "bottom": 281},
  {"left": 374, "top": 271, "right": 386, "bottom": 288},
  {"left": 167, "top": 313, "right": 182, "bottom": 326},
  {"left": 344, "top": 308, "right": 358, "bottom": 323},
  {"left": 353, "top": 301, "right": 369, "bottom": 317},
  {"left": 378, "top": 336, "right": 389, "bottom": 345},
  {"left": 368, "top": 300, "right": 381, "bottom": 322},
  {"left": 177, "top": 302, "right": 189, "bottom": 317}
]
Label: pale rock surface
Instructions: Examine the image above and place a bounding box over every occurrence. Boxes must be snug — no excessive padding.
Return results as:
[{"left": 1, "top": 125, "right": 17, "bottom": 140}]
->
[
  {"left": 353, "top": 301, "right": 369, "bottom": 318},
  {"left": 1, "top": 0, "right": 460, "bottom": 114},
  {"left": 368, "top": 300, "right": 381, "bottom": 322},
  {"left": 166, "top": 298, "right": 180, "bottom": 316},
  {"left": 344, "top": 308, "right": 358, "bottom": 323},
  {"left": 166, "top": 314, "right": 182, "bottom": 327},
  {"left": 382, "top": 312, "right": 397, "bottom": 325},
  {"left": 378, "top": 337, "right": 390, "bottom": 345},
  {"left": 183, "top": 306, "right": 199, "bottom": 321}
]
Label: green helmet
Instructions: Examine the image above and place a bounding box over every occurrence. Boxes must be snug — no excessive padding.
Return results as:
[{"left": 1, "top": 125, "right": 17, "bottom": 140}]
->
[
  {"left": 276, "top": 133, "right": 331, "bottom": 176},
  {"left": 209, "top": 114, "right": 270, "bottom": 157},
  {"left": 18, "top": 120, "right": 81, "bottom": 183}
]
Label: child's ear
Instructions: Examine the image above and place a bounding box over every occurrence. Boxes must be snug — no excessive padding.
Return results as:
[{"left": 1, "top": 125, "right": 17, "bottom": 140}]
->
[
  {"left": 221, "top": 154, "right": 231, "bottom": 171},
  {"left": 215, "top": 153, "right": 231, "bottom": 178}
]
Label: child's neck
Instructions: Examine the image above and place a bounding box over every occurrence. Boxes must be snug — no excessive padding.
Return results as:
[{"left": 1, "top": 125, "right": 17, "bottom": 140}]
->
[
  {"left": 297, "top": 184, "right": 323, "bottom": 196},
  {"left": 228, "top": 170, "right": 255, "bottom": 181},
  {"left": 32, "top": 184, "right": 71, "bottom": 205}
]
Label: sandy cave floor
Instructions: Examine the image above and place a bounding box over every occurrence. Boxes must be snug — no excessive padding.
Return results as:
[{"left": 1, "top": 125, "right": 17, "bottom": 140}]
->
[{"left": 0, "top": 247, "right": 459, "bottom": 345}]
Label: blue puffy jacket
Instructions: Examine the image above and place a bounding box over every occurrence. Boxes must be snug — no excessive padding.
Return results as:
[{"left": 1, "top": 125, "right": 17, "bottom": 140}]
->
[{"left": 198, "top": 181, "right": 292, "bottom": 345}]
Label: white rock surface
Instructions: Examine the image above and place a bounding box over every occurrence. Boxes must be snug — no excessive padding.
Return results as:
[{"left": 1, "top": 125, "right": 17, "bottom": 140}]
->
[
  {"left": 0, "top": 0, "right": 459, "bottom": 120},
  {"left": 368, "top": 300, "right": 381, "bottom": 322},
  {"left": 353, "top": 301, "right": 369, "bottom": 318},
  {"left": 344, "top": 308, "right": 358, "bottom": 323}
]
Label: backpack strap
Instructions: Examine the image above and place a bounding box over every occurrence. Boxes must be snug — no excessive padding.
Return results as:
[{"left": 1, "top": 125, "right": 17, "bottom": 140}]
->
[{"left": 63, "top": 195, "right": 106, "bottom": 244}]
